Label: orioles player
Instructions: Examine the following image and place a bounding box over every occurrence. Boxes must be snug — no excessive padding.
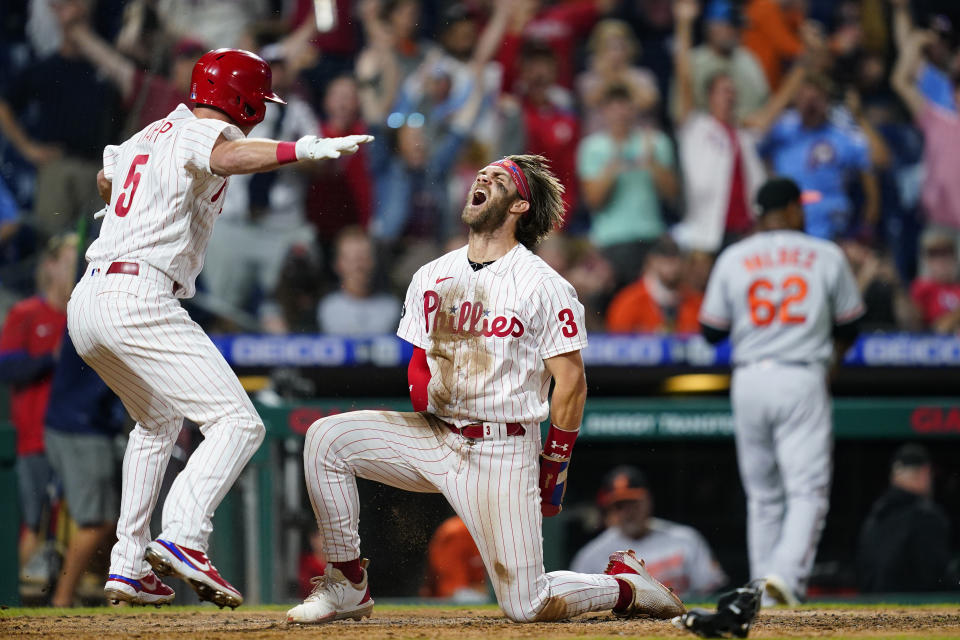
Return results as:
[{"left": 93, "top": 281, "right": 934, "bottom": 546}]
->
[
  {"left": 286, "top": 155, "right": 685, "bottom": 625},
  {"left": 699, "top": 177, "right": 864, "bottom": 605},
  {"left": 67, "top": 48, "right": 372, "bottom": 608}
]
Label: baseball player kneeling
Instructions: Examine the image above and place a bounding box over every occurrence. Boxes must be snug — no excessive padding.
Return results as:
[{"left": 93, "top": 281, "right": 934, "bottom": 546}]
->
[{"left": 287, "top": 155, "right": 686, "bottom": 624}]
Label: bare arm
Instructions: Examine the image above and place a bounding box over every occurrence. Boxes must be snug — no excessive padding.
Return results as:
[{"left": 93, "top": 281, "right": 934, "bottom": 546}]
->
[
  {"left": 209, "top": 134, "right": 374, "bottom": 176},
  {"left": 96, "top": 169, "right": 112, "bottom": 203},
  {"left": 890, "top": 0, "right": 913, "bottom": 50},
  {"left": 580, "top": 158, "right": 622, "bottom": 211},
  {"left": 742, "top": 61, "right": 807, "bottom": 133},
  {"left": 847, "top": 89, "right": 892, "bottom": 169},
  {"left": 67, "top": 23, "right": 136, "bottom": 100},
  {"left": 470, "top": 0, "right": 512, "bottom": 67},
  {"left": 0, "top": 100, "right": 61, "bottom": 166},
  {"left": 892, "top": 30, "right": 932, "bottom": 120},
  {"left": 356, "top": 46, "right": 400, "bottom": 125},
  {"left": 673, "top": 0, "right": 699, "bottom": 126},
  {"left": 544, "top": 350, "right": 587, "bottom": 431}
]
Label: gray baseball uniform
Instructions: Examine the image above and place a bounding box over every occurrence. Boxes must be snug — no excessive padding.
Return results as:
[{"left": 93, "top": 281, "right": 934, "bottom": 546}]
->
[
  {"left": 570, "top": 518, "right": 727, "bottom": 599},
  {"left": 699, "top": 230, "right": 864, "bottom": 598}
]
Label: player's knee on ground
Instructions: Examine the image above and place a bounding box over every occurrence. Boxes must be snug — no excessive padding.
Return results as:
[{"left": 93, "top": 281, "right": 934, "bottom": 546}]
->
[{"left": 501, "top": 598, "right": 558, "bottom": 623}]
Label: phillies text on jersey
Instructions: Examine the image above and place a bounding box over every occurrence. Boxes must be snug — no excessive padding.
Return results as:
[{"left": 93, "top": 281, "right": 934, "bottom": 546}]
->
[{"left": 397, "top": 244, "right": 588, "bottom": 428}]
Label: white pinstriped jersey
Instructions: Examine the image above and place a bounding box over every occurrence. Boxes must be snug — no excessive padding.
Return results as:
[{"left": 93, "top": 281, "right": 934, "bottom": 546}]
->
[
  {"left": 397, "top": 244, "right": 588, "bottom": 426},
  {"left": 86, "top": 104, "right": 244, "bottom": 298},
  {"left": 699, "top": 230, "right": 865, "bottom": 366}
]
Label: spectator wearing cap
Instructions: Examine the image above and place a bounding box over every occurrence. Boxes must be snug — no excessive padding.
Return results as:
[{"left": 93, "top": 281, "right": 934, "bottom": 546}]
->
[
  {"left": 909, "top": 231, "right": 960, "bottom": 333},
  {"left": 578, "top": 84, "right": 678, "bottom": 286},
  {"left": 570, "top": 466, "right": 726, "bottom": 600},
  {"left": 856, "top": 444, "right": 951, "bottom": 592},
  {"left": 202, "top": 43, "right": 321, "bottom": 322},
  {"left": 0, "top": 0, "right": 120, "bottom": 238},
  {"left": 672, "top": 0, "right": 769, "bottom": 254},
  {"left": 359, "top": 48, "right": 487, "bottom": 247},
  {"left": 577, "top": 19, "right": 661, "bottom": 134},
  {"left": 669, "top": 0, "right": 769, "bottom": 124},
  {"left": 518, "top": 41, "right": 582, "bottom": 224},
  {"left": 65, "top": 20, "right": 202, "bottom": 134},
  {"left": 891, "top": 0, "right": 957, "bottom": 113},
  {"left": 893, "top": 29, "right": 960, "bottom": 231},
  {"left": 758, "top": 72, "right": 881, "bottom": 240},
  {"left": 605, "top": 236, "right": 703, "bottom": 334}
]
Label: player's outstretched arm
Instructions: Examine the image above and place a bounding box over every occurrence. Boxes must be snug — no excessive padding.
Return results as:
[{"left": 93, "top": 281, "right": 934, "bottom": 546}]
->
[
  {"left": 209, "top": 134, "right": 374, "bottom": 176},
  {"left": 539, "top": 351, "right": 587, "bottom": 517}
]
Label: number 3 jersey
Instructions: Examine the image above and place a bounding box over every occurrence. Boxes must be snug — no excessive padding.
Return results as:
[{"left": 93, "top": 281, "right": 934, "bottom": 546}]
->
[
  {"left": 700, "top": 230, "right": 865, "bottom": 367},
  {"left": 86, "top": 104, "right": 244, "bottom": 298},
  {"left": 398, "top": 244, "right": 588, "bottom": 427}
]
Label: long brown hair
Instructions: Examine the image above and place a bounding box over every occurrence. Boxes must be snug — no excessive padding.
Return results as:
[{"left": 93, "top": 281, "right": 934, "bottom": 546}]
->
[{"left": 508, "top": 154, "right": 565, "bottom": 249}]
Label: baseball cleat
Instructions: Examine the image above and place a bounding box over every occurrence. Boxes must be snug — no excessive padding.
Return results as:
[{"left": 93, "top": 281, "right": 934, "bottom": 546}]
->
[
  {"left": 286, "top": 559, "right": 374, "bottom": 624},
  {"left": 605, "top": 549, "right": 686, "bottom": 619},
  {"left": 762, "top": 574, "right": 800, "bottom": 607},
  {"left": 145, "top": 539, "right": 243, "bottom": 609},
  {"left": 104, "top": 571, "right": 175, "bottom": 606}
]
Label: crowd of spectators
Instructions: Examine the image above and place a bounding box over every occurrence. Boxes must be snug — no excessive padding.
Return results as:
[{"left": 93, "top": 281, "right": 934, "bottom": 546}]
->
[{"left": 3, "top": 0, "right": 960, "bottom": 336}]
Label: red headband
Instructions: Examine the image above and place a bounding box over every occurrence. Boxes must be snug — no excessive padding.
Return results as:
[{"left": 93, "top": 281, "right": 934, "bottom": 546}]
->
[{"left": 490, "top": 158, "right": 531, "bottom": 201}]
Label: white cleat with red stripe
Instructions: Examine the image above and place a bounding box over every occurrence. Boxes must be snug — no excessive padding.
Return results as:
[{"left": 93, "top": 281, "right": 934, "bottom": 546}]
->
[
  {"left": 286, "top": 560, "right": 374, "bottom": 624},
  {"left": 145, "top": 539, "right": 243, "bottom": 609},
  {"left": 104, "top": 571, "right": 175, "bottom": 606},
  {"left": 605, "top": 549, "right": 686, "bottom": 619}
]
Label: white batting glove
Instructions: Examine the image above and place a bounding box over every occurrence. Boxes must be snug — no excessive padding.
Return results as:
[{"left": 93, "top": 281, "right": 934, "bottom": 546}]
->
[{"left": 295, "top": 134, "right": 374, "bottom": 160}]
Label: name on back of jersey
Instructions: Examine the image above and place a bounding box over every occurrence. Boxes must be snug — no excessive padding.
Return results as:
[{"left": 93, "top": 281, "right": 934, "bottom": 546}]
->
[{"left": 742, "top": 247, "right": 818, "bottom": 272}]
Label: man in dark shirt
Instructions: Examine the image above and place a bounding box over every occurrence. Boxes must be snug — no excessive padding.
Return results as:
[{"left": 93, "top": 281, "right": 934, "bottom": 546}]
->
[
  {"left": 0, "top": 0, "right": 119, "bottom": 237},
  {"left": 856, "top": 444, "right": 952, "bottom": 592}
]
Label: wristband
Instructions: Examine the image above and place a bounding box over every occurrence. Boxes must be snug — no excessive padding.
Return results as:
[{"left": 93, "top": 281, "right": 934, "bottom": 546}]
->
[
  {"left": 542, "top": 423, "right": 579, "bottom": 461},
  {"left": 276, "top": 141, "right": 297, "bottom": 165}
]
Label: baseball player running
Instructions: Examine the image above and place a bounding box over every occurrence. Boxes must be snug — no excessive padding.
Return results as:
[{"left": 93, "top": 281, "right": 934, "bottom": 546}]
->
[
  {"left": 287, "top": 155, "right": 685, "bottom": 625},
  {"left": 67, "top": 48, "right": 372, "bottom": 608},
  {"left": 699, "top": 177, "right": 865, "bottom": 605}
]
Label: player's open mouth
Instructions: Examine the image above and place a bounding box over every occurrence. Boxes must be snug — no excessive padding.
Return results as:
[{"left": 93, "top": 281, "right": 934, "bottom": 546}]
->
[{"left": 471, "top": 190, "right": 487, "bottom": 206}]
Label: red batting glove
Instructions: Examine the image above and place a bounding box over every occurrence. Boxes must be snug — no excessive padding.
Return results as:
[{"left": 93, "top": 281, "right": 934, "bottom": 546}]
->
[{"left": 539, "top": 424, "right": 579, "bottom": 517}]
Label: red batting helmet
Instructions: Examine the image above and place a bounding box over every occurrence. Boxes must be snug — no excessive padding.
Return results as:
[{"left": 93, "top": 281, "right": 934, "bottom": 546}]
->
[{"left": 190, "top": 48, "right": 285, "bottom": 126}]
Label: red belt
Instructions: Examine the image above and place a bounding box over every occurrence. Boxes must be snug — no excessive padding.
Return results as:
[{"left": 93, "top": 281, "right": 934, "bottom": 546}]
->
[
  {"left": 105, "top": 261, "right": 182, "bottom": 294},
  {"left": 107, "top": 261, "right": 139, "bottom": 275},
  {"left": 443, "top": 421, "right": 525, "bottom": 439}
]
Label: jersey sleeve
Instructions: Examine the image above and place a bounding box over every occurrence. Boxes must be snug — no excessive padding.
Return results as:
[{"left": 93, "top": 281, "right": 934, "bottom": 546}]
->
[
  {"left": 699, "top": 253, "right": 733, "bottom": 329},
  {"left": 536, "top": 276, "right": 589, "bottom": 359},
  {"left": 831, "top": 249, "right": 866, "bottom": 324},
  {"left": 177, "top": 118, "right": 244, "bottom": 175},
  {"left": 397, "top": 268, "right": 430, "bottom": 349},
  {"left": 102, "top": 144, "right": 121, "bottom": 181}
]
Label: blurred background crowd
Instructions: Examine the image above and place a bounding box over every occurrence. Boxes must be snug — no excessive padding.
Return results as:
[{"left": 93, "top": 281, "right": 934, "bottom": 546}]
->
[{"left": 3, "top": 0, "right": 960, "bottom": 336}]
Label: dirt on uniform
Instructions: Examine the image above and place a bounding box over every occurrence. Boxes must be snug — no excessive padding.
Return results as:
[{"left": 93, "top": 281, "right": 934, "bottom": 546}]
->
[{"left": 3, "top": 607, "right": 960, "bottom": 639}]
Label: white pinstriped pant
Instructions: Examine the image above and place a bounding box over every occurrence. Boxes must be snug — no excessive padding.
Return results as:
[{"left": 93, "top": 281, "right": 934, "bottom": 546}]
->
[
  {"left": 67, "top": 263, "right": 265, "bottom": 578},
  {"left": 304, "top": 410, "right": 620, "bottom": 622}
]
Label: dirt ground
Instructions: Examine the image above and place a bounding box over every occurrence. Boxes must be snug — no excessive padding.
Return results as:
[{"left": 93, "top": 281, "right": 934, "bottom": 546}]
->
[{"left": 2, "top": 606, "right": 960, "bottom": 639}]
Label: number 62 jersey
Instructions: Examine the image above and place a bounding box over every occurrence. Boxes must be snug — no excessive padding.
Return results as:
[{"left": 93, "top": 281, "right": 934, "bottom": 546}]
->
[
  {"left": 699, "top": 230, "right": 865, "bottom": 367},
  {"left": 86, "top": 104, "right": 244, "bottom": 298},
  {"left": 397, "top": 244, "right": 588, "bottom": 428}
]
